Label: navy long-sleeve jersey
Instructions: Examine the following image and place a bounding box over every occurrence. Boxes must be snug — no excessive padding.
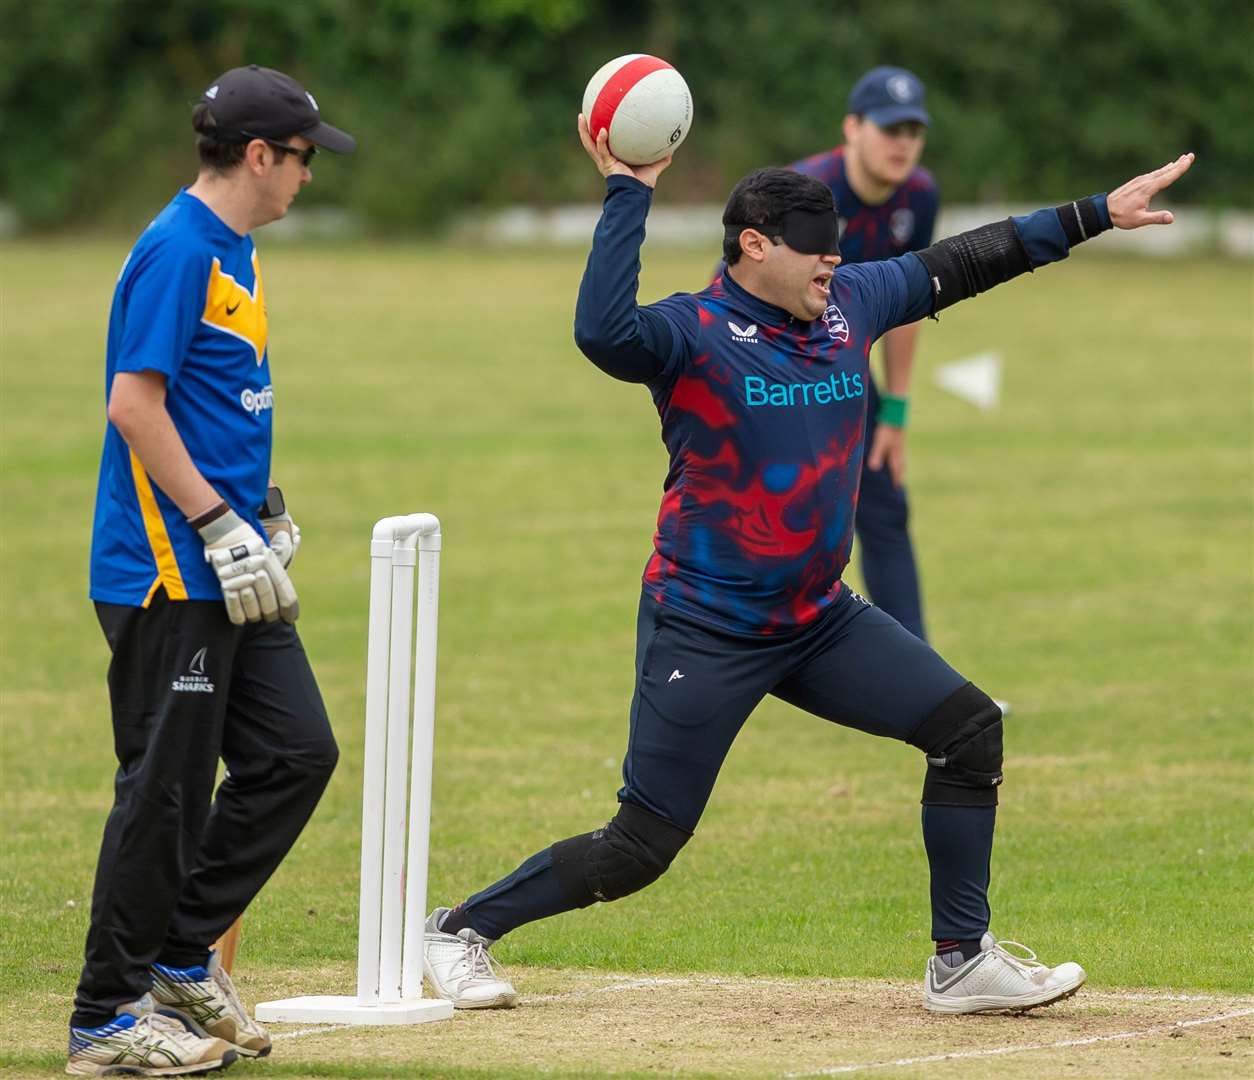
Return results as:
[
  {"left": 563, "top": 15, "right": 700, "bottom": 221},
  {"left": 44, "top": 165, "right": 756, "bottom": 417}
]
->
[{"left": 575, "top": 175, "right": 1109, "bottom": 637}]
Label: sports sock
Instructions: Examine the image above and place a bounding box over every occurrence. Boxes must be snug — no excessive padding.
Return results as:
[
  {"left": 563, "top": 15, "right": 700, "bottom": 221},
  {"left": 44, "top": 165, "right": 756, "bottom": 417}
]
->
[
  {"left": 154, "top": 948, "right": 212, "bottom": 970},
  {"left": 935, "top": 939, "right": 983, "bottom": 968},
  {"left": 438, "top": 905, "right": 470, "bottom": 935},
  {"left": 153, "top": 956, "right": 210, "bottom": 977},
  {"left": 70, "top": 1013, "right": 128, "bottom": 1034}
]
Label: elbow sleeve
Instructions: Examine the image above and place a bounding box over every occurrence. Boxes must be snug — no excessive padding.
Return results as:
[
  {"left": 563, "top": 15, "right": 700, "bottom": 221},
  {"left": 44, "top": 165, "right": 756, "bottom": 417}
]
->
[{"left": 913, "top": 218, "right": 1032, "bottom": 316}]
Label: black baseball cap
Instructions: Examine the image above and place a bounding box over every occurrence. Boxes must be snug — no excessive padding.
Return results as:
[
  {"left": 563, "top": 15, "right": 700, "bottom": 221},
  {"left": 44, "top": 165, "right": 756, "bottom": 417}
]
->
[
  {"left": 846, "top": 66, "right": 930, "bottom": 128},
  {"left": 198, "top": 65, "right": 356, "bottom": 153}
]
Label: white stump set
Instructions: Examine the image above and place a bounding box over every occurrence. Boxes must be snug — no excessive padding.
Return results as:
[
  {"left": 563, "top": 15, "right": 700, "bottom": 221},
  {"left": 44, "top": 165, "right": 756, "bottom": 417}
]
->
[{"left": 256, "top": 515, "right": 454, "bottom": 1025}]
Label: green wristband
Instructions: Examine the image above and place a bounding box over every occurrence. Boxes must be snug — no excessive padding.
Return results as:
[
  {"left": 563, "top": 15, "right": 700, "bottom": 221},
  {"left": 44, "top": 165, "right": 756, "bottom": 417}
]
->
[{"left": 877, "top": 394, "right": 909, "bottom": 428}]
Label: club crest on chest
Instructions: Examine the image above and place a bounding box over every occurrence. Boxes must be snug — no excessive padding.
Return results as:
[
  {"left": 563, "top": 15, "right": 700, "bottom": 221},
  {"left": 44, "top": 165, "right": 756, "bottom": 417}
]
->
[{"left": 821, "top": 304, "right": 849, "bottom": 343}]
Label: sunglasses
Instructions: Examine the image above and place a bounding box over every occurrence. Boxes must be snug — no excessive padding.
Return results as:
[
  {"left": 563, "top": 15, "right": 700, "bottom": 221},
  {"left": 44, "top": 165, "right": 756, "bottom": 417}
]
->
[{"left": 240, "top": 131, "right": 318, "bottom": 167}]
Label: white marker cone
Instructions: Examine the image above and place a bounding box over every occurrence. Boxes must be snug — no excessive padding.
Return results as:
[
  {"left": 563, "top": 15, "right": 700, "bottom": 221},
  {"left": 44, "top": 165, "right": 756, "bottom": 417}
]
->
[{"left": 935, "top": 352, "right": 1002, "bottom": 411}]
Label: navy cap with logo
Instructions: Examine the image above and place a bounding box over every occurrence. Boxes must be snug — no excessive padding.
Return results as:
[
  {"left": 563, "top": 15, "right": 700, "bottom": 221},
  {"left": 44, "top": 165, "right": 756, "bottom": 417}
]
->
[
  {"left": 846, "top": 66, "right": 930, "bottom": 128},
  {"left": 199, "top": 65, "right": 356, "bottom": 153}
]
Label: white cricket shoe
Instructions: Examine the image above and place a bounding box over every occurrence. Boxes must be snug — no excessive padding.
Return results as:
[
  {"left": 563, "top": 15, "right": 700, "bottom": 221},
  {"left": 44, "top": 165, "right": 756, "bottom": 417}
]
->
[
  {"left": 67, "top": 993, "right": 237, "bottom": 1076},
  {"left": 923, "top": 934, "right": 1085, "bottom": 1014},
  {"left": 423, "top": 908, "right": 519, "bottom": 1009},
  {"left": 149, "top": 951, "right": 270, "bottom": 1057},
  {"left": 993, "top": 699, "right": 1013, "bottom": 719}
]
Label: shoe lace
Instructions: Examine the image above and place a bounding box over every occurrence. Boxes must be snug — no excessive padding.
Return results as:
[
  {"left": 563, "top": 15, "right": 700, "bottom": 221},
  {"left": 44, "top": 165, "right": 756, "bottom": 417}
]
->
[
  {"left": 990, "top": 939, "right": 1044, "bottom": 975},
  {"left": 132, "top": 1011, "right": 198, "bottom": 1043},
  {"left": 455, "top": 938, "right": 507, "bottom": 985},
  {"left": 211, "top": 962, "right": 256, "bottom": 1028}
]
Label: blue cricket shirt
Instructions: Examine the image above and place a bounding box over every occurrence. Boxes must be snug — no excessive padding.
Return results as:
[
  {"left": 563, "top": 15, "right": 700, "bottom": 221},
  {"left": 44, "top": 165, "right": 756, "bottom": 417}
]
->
[{"left": 90, "top": 190, "right": 274, "bottom": 606}]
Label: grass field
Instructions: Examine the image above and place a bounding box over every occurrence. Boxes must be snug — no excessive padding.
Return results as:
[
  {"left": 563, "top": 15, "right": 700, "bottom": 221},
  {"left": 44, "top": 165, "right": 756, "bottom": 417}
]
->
[{"left": 1, "top": 238, "right": 1251, "bottom": 1078}]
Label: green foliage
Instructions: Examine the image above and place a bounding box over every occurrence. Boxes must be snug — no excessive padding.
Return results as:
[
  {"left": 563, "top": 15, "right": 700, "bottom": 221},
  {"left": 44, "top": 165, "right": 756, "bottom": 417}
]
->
[{"left": 1, "top": 0, "right": 1251, "bottom": 229}]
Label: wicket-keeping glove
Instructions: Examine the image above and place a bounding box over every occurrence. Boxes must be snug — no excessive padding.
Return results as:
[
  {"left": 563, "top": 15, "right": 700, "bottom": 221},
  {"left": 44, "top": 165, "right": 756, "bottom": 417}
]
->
[
  {"left": 196, "top": 506, "right": 300, "bottom": 625},
  {"left": 259, "top": 485, "right": 300, "bottom": 568},
  {"left": 261, "top": 508, "right": 301, "bottom": 568}
]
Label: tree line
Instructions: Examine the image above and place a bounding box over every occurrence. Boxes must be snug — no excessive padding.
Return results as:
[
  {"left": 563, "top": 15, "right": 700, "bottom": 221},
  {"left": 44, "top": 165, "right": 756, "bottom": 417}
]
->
[{"left": 2, "top": 0, "right": 1249, "bottom": 231}]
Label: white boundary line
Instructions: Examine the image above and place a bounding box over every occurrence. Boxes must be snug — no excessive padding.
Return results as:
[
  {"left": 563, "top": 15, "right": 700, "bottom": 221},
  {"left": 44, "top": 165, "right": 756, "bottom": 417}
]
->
[{"left": 784, "top": 1007, "right": 1254, "bottom": 1078}]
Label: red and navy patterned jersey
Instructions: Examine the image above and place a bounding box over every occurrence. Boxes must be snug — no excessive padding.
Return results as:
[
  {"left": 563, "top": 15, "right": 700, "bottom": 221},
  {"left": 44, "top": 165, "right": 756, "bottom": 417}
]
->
[
  {"left": 790, "top": 145, "right": 938, "bottom": 263},
  {"left": 574, "top": 176, "right": 1098, "bottom": 637}
]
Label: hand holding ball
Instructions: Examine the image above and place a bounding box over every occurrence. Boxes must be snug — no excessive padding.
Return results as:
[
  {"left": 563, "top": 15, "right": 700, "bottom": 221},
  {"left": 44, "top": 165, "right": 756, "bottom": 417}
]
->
[{"left": 582, "top": 55, "right": 692, "bottom": 166}]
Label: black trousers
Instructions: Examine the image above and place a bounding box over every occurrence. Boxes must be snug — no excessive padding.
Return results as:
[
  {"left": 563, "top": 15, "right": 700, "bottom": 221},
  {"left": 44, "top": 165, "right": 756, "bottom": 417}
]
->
[{"left": 72, "top": 591, "right": 338, "bottom": 1028}]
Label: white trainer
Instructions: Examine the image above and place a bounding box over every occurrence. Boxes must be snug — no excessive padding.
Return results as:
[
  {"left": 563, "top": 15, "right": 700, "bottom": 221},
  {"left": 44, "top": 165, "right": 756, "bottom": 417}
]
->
[
  {"left": 66, "top": 993, "right": 237, "bottom": 1076},
  {"left": 423, "top": 908, "right": 519, "bottom": 1009},
  {"left": 149, "top": 951, "right": 270, "bottom": 1057},
  {"left": 992, "top": 699, "right": 1013, "bottom": 719},
  {"left": 923, "top": 933, "right": 1085, "bottom": 1014}
]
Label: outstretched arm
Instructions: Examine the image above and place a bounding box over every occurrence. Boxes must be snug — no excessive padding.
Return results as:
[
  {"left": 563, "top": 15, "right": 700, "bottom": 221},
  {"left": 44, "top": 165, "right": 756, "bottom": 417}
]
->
[
  {"left": 573, "top": 116, "right": 688, "bottom": 384},
  {"left": 913, "top": 153, "right": 1196, "bottom": 319}
]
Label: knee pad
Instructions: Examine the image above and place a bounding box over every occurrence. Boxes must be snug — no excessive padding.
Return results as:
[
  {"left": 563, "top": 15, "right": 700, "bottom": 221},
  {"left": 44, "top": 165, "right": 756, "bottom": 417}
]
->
[
  {"left": 908, "top": 682, "right": 1003, "bottom": 807},
  {"left": 549, "top": 802, "right": 692, "bottom": 907}
]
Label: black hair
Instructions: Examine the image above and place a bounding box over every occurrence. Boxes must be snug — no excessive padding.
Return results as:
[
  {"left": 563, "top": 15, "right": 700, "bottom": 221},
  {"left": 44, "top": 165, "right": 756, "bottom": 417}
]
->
[
  {"left": 193, "top": 103, "right": 247, "bottom": 173},
  {"left": 722, "top": 168, "right": 835, "bottom": 265}
]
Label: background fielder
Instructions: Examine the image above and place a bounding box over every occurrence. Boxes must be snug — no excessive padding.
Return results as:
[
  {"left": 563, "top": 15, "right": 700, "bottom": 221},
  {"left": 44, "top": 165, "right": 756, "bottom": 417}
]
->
[{"left": 789, "top": 65, "right": 937, "bottom": 641}]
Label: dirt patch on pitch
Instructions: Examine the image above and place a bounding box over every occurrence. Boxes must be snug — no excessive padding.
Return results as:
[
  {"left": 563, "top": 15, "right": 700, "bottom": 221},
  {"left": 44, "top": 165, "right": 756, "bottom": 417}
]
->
[{"left": 244, "top": 966, "right": 1254, "bottom": 1079}]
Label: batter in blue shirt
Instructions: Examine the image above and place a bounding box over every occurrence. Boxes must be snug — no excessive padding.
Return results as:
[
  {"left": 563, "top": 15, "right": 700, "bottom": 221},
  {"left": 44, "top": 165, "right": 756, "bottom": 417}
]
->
[
  {"left": 420, "top": 119, "right": 1194, "bottom": 1018},
  {"left": 790, "top": 65, "right": 939, "bottom": 642}
]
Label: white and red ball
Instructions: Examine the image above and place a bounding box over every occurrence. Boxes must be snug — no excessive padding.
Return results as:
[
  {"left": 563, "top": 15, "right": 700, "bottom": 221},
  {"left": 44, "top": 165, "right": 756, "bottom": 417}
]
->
[{"left": 582, "top": 54, "right": 693, "bottom": 166}]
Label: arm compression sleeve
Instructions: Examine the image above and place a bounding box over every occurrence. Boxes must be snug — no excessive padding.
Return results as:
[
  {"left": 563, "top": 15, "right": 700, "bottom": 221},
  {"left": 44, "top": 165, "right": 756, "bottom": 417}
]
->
[
  {"left": 573, "top": 176, "right": 681, "bottom": 383},
  {"left": 911, "top": 194, "right": 1111, "bottom": 316}
]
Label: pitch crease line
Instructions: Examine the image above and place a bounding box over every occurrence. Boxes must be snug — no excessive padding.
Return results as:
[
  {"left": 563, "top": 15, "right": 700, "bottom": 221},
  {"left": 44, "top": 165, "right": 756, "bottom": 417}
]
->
[
  {"left": 783, "top": 1007, "right": 1254, "bottom": 1077},
  {"left": 272, "top": 1023, "right": 352, "bottom": 1041}
]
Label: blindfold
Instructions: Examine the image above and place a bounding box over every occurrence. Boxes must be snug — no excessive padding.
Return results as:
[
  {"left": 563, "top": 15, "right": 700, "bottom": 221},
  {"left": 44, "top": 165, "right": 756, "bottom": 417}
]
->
[{"left": 724, "top": 208, "right": 845, "bottom": 256}]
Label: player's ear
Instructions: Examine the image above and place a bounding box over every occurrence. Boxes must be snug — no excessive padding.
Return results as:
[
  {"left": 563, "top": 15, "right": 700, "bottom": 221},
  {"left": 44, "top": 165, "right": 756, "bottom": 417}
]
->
[
  {"left": 841, "top": 113, "right": 861, "bottom": 145},
  {"left": 739, "top": 228, "right": 772, "bottom": 264},
  {"left": 244, "top": 138, "right": 271, "bottom": 176}
]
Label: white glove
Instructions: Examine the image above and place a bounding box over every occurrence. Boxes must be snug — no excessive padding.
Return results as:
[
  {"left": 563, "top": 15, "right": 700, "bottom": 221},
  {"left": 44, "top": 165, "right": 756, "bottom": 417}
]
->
[
  {"left": 197, "top": 506, "right": 299, "bottom": 625},
  {"left": 262, "top": 509, "right": 301, "bottom": 569}
]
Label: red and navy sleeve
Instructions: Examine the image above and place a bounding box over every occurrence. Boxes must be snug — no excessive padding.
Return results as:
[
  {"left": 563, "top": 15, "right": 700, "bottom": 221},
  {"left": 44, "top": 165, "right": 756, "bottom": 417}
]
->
[
  {"left": 839, "top": 256, "right": 936, "bottom": 342},
  {"left": 845, "top": 194, "right": 1114, "bottom": 338},
  {"left": 574, "top": 176, "right": 699, "bottom": 386}
]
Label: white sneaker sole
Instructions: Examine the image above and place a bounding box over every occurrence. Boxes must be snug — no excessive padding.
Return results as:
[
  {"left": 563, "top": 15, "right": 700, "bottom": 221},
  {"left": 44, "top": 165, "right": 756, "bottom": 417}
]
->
[
  {"left": 66, "top": 1050, "right": 237, "bottom": 1076},
  {"left": 449, "top": 990, "right": 519, "bottom": 1010},
  {"left": 154, "top": 1008, "right": 271, "bottom": 1058},
  {"left": 423, "top": 973, "right": 519, "bottom": 1010},
  {"left": 924, "top": 970, "right": 1086, "bottom": 1015}
]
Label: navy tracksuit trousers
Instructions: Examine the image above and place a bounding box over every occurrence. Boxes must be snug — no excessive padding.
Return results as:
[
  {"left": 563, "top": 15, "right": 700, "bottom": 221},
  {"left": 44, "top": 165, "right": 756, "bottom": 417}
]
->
[
  {"left": 72, "top": 592, "right": 339, "bottom": 1028},
  {"left": 456, "top": 588, "right": 995, "bottom": 944}
]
